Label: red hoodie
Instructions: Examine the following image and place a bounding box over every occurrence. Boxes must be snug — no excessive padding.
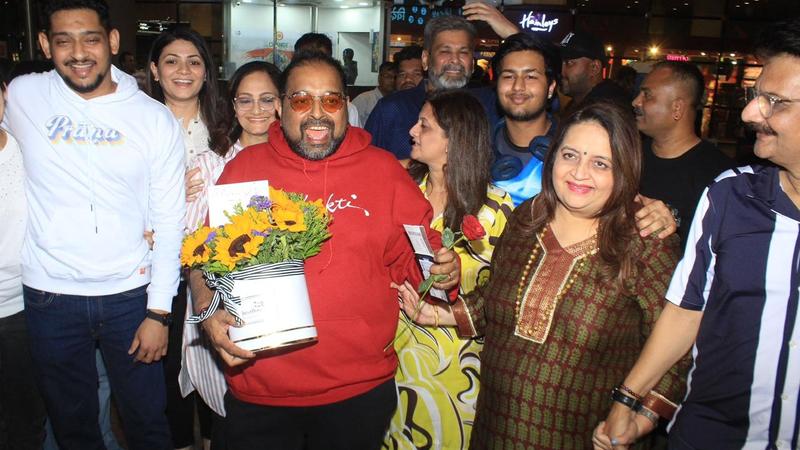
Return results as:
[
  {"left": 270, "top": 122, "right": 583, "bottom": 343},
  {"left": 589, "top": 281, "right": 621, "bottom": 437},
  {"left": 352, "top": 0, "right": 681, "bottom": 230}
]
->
[{"left": 216, "top": 121, "right": 442, "bottom": 406}]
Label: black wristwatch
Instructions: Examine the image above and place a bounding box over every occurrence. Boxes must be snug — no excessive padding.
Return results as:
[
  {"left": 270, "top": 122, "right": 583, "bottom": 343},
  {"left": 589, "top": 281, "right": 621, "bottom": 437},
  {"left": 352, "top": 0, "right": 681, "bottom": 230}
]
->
[
  {"left": 145, "top": 310, "right": 173, "bottom": 326},
  {"left": 611, "top": 387, "right": 642, "bottom": 411}
]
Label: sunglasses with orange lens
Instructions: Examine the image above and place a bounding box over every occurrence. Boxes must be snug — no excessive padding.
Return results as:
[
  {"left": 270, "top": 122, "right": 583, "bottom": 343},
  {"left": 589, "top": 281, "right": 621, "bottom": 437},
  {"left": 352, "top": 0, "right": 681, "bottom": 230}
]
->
[{"left": 284, "top": 91, "right": 346, "bottom": 113}]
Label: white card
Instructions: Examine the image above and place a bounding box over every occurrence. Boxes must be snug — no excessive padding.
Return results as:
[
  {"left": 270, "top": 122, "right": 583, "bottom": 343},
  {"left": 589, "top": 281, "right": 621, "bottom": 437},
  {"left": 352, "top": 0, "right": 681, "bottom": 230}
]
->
[
  {"left": 403, "top": 224, "right": 447, "bottom": 302},
  {"left": 207, "top": 180, "right": 269, "bottom": 227}
]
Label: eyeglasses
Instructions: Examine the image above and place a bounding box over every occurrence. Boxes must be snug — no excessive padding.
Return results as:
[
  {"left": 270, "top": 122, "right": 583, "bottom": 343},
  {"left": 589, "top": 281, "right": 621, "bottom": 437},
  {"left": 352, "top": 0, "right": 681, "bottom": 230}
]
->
[
  {"left": 283, "top": 91, "right": 346, "bottom": 113},
  {"left": 233, "top": 95, "right": 278, "bottom": 112},
  {"left": 745, "top": 88, "right": 800, "bottom": 119}
]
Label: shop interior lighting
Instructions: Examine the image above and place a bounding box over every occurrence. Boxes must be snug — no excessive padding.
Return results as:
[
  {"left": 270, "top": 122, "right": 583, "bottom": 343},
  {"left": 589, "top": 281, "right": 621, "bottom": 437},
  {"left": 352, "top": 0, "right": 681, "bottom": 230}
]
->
[{"left": 606, "top": 45, "right": 613, "bottom": 52}]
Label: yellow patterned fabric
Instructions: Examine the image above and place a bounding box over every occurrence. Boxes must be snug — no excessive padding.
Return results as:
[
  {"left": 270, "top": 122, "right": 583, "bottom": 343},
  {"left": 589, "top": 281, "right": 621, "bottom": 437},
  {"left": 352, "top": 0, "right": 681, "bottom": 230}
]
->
[{"left": 383, "top": 182, "right": 513, "bottom": 450}]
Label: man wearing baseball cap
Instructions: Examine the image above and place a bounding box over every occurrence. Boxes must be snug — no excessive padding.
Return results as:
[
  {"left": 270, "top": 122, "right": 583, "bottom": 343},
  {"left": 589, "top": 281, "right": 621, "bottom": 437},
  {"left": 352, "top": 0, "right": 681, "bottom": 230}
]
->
[{"left": 558, "top": 31, "right": 632, "bottom": 117}]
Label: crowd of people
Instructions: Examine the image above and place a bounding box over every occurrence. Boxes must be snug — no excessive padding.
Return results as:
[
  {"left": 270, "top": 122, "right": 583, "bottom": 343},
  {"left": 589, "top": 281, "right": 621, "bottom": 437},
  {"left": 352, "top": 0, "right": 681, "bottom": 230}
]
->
[{"left": 0, "top": 0, "right": 798, "bottom": 449}]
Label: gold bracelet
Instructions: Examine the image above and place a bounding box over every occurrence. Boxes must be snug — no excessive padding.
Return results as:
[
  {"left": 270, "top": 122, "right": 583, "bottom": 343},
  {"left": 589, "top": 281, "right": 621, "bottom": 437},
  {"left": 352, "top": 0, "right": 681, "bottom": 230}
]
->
[{"left": 433, "top": 305, "right": 440, "bottom": 328}]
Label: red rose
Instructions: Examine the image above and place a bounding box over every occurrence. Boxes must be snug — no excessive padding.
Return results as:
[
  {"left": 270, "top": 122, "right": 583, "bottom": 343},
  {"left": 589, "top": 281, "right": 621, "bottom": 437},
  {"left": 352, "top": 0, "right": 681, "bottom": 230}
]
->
[{"left": 461, "top": 214, "right": 486, "bottom": 241}]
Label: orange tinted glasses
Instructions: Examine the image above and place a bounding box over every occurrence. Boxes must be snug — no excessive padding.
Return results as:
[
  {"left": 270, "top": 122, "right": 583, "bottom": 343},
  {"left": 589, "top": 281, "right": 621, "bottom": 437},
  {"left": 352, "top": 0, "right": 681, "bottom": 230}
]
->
[{"left": 284, "top": 91, "right": 346, "bottom": 113}]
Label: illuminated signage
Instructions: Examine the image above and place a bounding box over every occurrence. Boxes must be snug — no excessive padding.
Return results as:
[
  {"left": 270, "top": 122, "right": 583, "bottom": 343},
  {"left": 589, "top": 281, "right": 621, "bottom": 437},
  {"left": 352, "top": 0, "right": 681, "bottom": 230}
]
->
[
  {"left": 666, "top": 54, "right": 690, "bottom": 62},
  {"left": 390, "top": 5, "right": 458, "bottom": 27},
  {"left": 518, "top": 12, "right": 559, "bottom": 33}
]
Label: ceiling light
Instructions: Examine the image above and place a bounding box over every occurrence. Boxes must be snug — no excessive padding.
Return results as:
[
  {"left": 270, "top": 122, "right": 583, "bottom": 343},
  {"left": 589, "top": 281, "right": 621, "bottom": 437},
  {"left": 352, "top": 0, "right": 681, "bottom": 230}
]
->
[
  {"left": 606, "top": 45, "right": 613, "bottom": 52},
  {"left": 701, "top": 52, "right": 706, "bottom": 56},
  {"left": 358, "top": 2, "right": 369, "bottom": 5}
]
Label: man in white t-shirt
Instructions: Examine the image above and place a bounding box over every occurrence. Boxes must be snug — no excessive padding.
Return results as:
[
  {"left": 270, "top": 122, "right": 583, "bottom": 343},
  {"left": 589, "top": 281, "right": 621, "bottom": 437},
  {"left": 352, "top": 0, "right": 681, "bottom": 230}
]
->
[{"left": 4, "top": 1, "right": 184, "bottom": 449}]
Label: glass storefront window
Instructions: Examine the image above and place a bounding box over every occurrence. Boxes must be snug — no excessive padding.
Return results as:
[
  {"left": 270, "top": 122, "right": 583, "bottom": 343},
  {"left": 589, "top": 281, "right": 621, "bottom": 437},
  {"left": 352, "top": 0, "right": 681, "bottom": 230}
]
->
[{"left": 226, "top": 1, "right": 384, "bottom": 85}]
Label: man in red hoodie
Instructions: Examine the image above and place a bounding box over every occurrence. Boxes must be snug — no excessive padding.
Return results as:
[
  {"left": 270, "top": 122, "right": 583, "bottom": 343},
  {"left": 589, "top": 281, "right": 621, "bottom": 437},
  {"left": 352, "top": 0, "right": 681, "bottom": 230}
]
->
[{"left": 189, "top": 51, "right": 460, "bottom": 449}]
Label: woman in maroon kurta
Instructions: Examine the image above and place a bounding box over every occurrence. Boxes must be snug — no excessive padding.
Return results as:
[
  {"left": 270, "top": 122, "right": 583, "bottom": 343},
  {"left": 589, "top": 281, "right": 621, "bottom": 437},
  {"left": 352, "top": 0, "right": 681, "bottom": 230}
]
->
[{"left": 396, "top": 102, "right": 690, "bottom": 449}]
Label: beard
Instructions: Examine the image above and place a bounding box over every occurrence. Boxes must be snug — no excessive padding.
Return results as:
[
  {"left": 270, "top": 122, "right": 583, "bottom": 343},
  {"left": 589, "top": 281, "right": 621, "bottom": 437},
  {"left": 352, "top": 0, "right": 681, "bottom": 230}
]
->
[
  {"left": 500, "top": 100, "right": 547, "bottom": 122},
  {"left": 56, "top": 59, "right": 107, "bottom": 94},
  {"left": 285, "top": 117, "right": 345, "bottom": 161},
  {"left": 428, "top": 63, "right": 471, "bottom": 90}
]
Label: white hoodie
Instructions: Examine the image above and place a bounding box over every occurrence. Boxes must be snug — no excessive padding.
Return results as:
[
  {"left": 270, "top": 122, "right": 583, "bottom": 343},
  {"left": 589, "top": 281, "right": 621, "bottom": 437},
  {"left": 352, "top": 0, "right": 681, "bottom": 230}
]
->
[{"left": 5, "top": 66, "right": 185, "bottom": 312}]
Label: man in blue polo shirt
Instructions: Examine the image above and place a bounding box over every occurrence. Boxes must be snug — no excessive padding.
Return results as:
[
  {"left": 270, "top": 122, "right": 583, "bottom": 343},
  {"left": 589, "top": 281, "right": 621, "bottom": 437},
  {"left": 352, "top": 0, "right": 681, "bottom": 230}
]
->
[
  {"left": 594, "top": 18, "right": 800, "bottom": 450},
  {"left": 366, "top": 8, "right": 520, "bottom": 160},
  {"left": 365, "top": 15, "right": 480, "bottom": 160}
]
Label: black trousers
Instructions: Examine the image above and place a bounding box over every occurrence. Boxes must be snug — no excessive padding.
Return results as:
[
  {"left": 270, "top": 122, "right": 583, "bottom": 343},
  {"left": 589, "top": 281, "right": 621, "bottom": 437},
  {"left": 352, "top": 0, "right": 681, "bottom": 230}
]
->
[
  {"left": 224, "top": 379, "right": 397, "bottom": 450},
  {"left": 164, "top": 281, "right": 219, "bottom": 448},
  {"left": 0, "top": 310, "right": 46, "bottom": 450}
]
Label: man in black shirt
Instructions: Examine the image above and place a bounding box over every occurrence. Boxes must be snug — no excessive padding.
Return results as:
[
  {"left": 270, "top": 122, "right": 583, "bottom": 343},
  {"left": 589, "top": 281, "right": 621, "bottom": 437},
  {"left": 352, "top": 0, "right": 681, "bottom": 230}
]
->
[
  {"left": 634, "top": 61, "right": 734, "bottom": 247},
  {"left": 558, "top": 31, "right": 632, "bottom": 118}
]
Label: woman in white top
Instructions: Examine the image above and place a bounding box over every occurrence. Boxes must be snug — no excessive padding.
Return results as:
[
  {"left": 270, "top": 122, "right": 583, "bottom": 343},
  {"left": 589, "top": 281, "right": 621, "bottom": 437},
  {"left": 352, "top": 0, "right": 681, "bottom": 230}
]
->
[
  {"left": 0, "top": 72, "right": 47, "bottom": 450},
  {"left": 147, "top": 27, "right": 227, "bottom": 450},
  {"left": 181, "top": 60, "right": 282, "bottom": 447}
]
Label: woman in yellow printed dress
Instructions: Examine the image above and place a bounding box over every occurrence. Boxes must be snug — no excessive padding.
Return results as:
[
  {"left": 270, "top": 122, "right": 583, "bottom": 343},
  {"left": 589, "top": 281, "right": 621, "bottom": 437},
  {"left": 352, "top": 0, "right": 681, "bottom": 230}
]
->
[{"left": 384, "top": 90, "right": 514, "bottom": 450}]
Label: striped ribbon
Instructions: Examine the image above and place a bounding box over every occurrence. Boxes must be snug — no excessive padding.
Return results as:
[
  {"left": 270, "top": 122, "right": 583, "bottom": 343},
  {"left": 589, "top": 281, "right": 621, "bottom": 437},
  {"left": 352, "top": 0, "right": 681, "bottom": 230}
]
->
[{"left": 186, "top": 260, "right": 305, "bottom": 325}]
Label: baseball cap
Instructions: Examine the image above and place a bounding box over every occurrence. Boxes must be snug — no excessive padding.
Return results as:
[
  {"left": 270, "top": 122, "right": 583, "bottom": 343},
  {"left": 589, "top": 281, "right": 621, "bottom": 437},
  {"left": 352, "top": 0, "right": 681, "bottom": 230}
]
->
[{"left": 559, "top": 31, "right": 606, "bottom": 61}]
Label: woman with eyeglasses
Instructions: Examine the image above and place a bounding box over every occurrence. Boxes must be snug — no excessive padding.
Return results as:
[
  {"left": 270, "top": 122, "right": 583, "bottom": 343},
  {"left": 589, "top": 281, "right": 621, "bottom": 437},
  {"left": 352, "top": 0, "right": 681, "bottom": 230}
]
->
[
  {"left": 385, "top": 90, "right": 514, "bottom": 450},
  {"left": 395, "top": 101, "right": 691, "bottom": 449},
  {"left": 177, "top": 60, "right": 282, "bottom": 450}
]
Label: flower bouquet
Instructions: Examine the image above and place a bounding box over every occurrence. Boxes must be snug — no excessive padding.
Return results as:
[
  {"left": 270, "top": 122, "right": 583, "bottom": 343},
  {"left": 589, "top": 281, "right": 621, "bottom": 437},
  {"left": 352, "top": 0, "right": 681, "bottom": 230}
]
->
[{"left": 182, "top": 186, "right": 331, "bottom": 352}]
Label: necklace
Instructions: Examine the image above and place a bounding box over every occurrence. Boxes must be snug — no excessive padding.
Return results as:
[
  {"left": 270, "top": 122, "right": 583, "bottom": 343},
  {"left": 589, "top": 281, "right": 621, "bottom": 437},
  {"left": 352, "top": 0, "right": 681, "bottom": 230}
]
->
[{"left": 514, "top": 226, "right": 596, "bottom": 338}]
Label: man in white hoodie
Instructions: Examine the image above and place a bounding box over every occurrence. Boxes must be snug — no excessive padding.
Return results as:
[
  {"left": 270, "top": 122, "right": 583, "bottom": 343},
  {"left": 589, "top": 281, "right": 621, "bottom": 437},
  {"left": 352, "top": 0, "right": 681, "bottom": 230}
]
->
[{"left": 4, "top": 1, "right": 184, "bottom": 449}]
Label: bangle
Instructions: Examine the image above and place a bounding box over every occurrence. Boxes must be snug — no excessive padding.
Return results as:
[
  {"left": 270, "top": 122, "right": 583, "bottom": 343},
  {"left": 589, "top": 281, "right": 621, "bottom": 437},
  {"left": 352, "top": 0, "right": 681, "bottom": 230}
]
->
[
  {"left": 641, "top": 391, "right": 678, "bottom": 420},
  {"left": 611, "top": 387, "right": 642, "bottom": 411},
  {"left": 637, "top": 405, "right": 659, "bottom": 426},
  {"left": 433, "top": 305, "right": 440, "bottom": 328},
  {"left": 619, "top": 384, "right": 644, "bottom": 401}
]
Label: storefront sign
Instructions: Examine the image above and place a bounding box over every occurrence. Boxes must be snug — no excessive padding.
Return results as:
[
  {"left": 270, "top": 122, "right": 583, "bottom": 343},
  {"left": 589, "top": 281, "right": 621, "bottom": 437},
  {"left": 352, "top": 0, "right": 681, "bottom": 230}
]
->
[
  {"left": 518, "top": 12, "right": 559, "bottom": 33},
  {"left": 666, "top": 54, "right": 690, "bottom": 62},
  {"left": 391, "top": 5, "right": 458, "bottom": 25},
  {"left": 501, "top": 8, "right": 570, "bottom": 41}
]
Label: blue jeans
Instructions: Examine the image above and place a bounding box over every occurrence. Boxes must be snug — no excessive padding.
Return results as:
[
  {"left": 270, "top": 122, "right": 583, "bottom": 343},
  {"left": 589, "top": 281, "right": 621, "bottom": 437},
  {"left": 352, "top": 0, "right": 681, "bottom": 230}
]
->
[
  {"left": 24, "top": 284, "right": 170, "bottom": 450},
  {"left": 43, "top": 349, "right": 123, "bottom": 450}
]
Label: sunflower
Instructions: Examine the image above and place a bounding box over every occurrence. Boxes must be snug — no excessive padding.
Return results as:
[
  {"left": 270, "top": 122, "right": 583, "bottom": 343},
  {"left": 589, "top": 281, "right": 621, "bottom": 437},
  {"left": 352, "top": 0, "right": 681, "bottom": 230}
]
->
[
  {"left": 247, "top": 208, "right": 272, "bottom": 233},
  {"left": 214, "top": 216, "right": 264, "bottom": 270},
  {"left": 181, "top": 226, "right": 215, "bottom": 267},
  {"left": 269, "top": 187, "right": 294, "bottom": 210},
  {"left": 272, "top": 206, "right": 306, "bottom": 232}
]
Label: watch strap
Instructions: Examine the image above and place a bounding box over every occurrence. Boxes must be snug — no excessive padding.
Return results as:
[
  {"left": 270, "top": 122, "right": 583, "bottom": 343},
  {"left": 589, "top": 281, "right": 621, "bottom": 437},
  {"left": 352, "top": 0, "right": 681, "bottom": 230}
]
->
[{"left": 145, "top": 310, "right": 172, "bottom": 326}]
